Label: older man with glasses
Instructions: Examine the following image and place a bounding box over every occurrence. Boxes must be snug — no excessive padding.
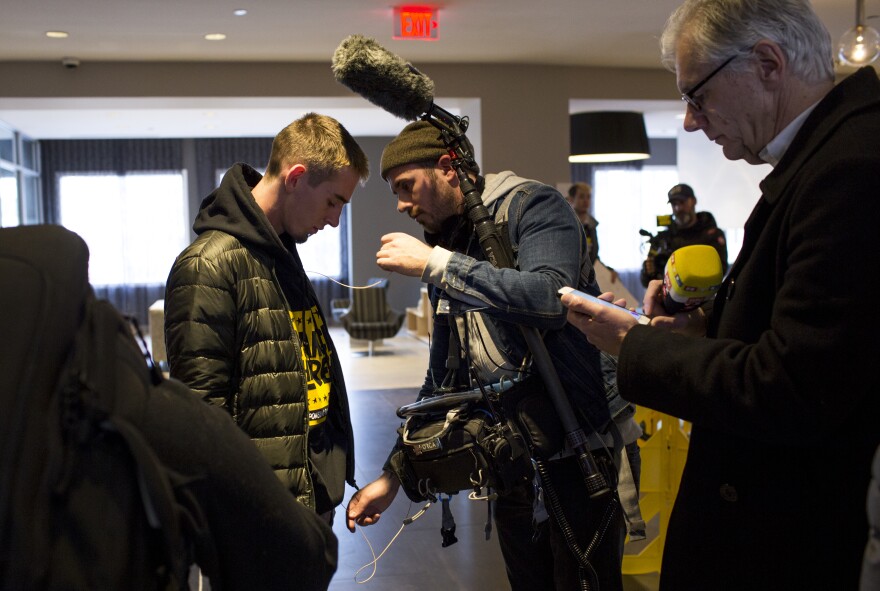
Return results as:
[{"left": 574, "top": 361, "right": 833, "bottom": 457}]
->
[{"left": 561, "top": 1, "right": 880, "bottom": 590}]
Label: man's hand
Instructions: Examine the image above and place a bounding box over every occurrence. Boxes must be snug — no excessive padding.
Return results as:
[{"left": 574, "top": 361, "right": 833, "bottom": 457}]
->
[
  {"left": 560, "top": 291, "right": 637, "bottom": 356},
  {"left": 376, "top": 233, "right": 432, "bottom": 277},
  {"left": 346, "top": 471, "right": 401, "bottom": 532},
  {"left": 642, "top": 279, "right": 666, "bottom": 318},
  {"left": 642, "top": 279, "right": 708, "bottom": 337}
]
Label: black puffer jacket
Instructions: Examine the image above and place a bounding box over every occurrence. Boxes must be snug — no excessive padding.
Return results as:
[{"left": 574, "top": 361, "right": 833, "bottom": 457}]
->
[{"left": 164, "top": 163, "right": 355, "bottom": 510}]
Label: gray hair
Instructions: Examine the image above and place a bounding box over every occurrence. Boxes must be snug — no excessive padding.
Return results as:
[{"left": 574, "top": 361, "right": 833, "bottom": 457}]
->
[{"left": 660, "top": 0, "right": 834, "bottom": 84}]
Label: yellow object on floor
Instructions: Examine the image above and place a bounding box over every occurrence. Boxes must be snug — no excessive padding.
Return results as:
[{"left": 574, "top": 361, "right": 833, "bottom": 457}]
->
[{"left": 622, "top": 407, "right": 690, "bottom": 575}]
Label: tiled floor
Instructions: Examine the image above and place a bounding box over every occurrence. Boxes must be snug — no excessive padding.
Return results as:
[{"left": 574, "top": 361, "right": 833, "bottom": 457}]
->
[{"left": 328, "top": 327, "right": 661, "bottom": 591}]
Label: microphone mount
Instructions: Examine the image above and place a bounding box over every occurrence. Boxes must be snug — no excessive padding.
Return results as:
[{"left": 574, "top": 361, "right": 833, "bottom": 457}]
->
[
  {"left": 421, "top": 103, "right": 478, "bottom": 171},
  {"left": 422, "top": 105, "right": 514, "bottom": 270}
]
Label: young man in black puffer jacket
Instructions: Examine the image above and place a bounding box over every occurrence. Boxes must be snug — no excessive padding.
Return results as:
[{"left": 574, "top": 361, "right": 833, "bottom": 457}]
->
[{"left": 165, "top": 113, "right": 368, "bottom": 522}]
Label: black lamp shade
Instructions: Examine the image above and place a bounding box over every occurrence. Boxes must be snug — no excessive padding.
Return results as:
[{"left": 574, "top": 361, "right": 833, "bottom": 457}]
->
[{"left": 569, "top": 111, "right": 651, "bottom": 163}]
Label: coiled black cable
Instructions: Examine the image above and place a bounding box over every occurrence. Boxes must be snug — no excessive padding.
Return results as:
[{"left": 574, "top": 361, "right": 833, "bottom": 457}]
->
[{"left": 536, "top": 458, "right": 618, "bottom": 591}]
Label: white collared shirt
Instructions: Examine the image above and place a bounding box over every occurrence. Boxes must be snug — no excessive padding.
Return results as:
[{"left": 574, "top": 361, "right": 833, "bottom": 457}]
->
[{"left": 758, "top": 101, "right": 821, "bottom": 167}]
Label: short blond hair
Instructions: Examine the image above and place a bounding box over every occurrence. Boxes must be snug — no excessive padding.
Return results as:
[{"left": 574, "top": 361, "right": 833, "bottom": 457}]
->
[{"left": 265, "top": 112, "right": 369, "bottom": 186}]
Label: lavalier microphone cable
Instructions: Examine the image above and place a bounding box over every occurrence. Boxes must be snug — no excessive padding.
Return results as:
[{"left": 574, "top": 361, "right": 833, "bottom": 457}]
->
[
  {"left": 303, "top": 269, "right": 392, "bottom": 290},
  {"left": 352, "top": 500, "right": 432, "bottom": 584}
]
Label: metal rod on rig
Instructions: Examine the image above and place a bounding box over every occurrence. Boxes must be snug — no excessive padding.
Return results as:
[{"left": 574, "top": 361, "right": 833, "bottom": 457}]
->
[
  {"left": 519, "top": 328, "right": 610, "bottom": 498},
  {"left": 455, "top": 165, "right": 516, "bottom": 270},
  {"left": 422, "top": 110, "right": 610, "bottom": 499},
  {"left": 423, "top": 106, "right": 517, "bottom": 270}
]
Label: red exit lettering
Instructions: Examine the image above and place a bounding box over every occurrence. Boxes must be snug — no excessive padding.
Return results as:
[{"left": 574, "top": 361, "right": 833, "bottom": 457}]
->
[{"left": 393, "top": 6, "right": 438, "bottom": 40}]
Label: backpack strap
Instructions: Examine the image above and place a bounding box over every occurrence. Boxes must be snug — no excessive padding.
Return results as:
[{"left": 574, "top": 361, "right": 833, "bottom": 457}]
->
[
  {"left": 86, "top": 300, "right": 190, "bottom": 583},
  {"left": 490, "top": 184, "right": 529, "bottom": 267},
  {"left": 492, "top": 184, "right": 595, "bottom": 288}
]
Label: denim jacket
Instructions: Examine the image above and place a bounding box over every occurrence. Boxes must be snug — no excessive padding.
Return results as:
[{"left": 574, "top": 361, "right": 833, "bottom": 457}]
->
[{"left": 419, "top": 171, "right": 615, "bottom": 435}]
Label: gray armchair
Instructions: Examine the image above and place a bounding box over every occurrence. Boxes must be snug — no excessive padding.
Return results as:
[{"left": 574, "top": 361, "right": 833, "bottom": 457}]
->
[{"left": 338, "top": 279, "right": 405, "bottom": 355}]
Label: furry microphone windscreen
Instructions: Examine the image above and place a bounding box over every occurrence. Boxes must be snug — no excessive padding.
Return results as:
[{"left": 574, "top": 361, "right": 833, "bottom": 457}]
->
[{"left": 332, "top": 34, "right": 435, "bottom": 121}]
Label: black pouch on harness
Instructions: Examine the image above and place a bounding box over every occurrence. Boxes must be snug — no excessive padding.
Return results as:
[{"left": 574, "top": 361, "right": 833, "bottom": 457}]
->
[
  {"left": 394, "top": 393, "right": 533, "bottom": 503},
  {"left": 499, "top": 377, "right": 566, "bottom": 460}
]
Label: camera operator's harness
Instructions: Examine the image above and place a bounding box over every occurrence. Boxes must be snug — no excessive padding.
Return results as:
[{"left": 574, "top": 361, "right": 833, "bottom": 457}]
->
[{"left": 391, "top": 104, "right": 622, "bottom": 588}]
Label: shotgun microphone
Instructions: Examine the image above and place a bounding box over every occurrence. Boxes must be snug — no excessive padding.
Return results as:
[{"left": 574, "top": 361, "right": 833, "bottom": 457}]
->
[
  {"left": 662, "top": 244, "right": 724, "bottom": 313},
  {"left": 331, "top": 35, "right": 482, "bottom": 194},
  {"left": 331, "top": 34, "right": 435, "bottom": 121}
]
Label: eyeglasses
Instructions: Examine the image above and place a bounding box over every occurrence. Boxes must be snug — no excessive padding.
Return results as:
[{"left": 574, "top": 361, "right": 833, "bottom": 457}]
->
[{"left": 681, "top": 54, "right": 738, "bottom": 112}]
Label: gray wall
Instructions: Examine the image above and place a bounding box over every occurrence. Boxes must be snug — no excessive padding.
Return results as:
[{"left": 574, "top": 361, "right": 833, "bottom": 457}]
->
[
  {"left": 0, "top": 61, "right": 677, "bottom": 186},
  {"left": 348, "top": 136, "right": 423, "bottom": 314}
]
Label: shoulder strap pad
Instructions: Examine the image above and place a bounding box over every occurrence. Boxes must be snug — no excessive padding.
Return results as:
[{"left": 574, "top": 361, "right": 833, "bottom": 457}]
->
[
  {"left": 493, "top": 183, "right": 595, "bottom": 289},
  {"left": 491, "top": 182, "right": 537, "bottom": 264}
]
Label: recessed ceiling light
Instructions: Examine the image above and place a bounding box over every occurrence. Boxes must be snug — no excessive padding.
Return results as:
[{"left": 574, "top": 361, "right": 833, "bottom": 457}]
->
[
  {"left": 233, "top": 9, "right": 247, "bottom": 16},
  {"left": 45, "top": 31, "right": 69, "bottom": 39},
  {"left": 204, "top": 33, "right": 227, "bottom": 41}
]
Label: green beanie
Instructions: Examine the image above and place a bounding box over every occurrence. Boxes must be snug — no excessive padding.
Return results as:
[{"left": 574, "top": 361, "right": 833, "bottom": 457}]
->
[{"left": 380, "top": 121, "right": 448, "bottom": 181}]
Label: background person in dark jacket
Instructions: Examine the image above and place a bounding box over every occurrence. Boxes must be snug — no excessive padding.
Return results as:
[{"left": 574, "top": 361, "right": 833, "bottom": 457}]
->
[
  {"left": 164, "top": 112, "right": 369, "bottom": 522},
  {"left": 561, "top": 1, "right": 880, "bottom": 589},
  {"left": 640, "top": 183, "right": 728, "bottom": 287},
  {"left": 566, "top": 182, "right": 619, "bottom": 284}
]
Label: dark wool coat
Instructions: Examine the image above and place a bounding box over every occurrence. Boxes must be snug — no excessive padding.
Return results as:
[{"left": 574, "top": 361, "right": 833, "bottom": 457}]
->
[{"left": 618, "top": 67, "right": 880, "bottom": 590}]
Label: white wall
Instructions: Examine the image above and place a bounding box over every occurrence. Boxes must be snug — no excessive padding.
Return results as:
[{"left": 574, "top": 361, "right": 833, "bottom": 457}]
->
[{"left": 676, "top": 128, "right": 772, "bottom": 262}]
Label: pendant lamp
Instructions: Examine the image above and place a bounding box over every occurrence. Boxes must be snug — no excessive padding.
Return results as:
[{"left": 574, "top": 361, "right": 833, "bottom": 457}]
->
[
  {"left": 569, "top": 111, "right": 650, "bottom": 163},
  {"left": 838, "top": 0, "right": 880, "bottom": 66}
]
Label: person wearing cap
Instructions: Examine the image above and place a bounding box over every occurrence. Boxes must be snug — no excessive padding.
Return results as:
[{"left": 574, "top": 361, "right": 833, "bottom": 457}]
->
[
  {"left": 639, "top": 182, "right": 728, "bottom": 287},
  {"left": 345, "top": 121, "right": 643, "bottom": 591}
]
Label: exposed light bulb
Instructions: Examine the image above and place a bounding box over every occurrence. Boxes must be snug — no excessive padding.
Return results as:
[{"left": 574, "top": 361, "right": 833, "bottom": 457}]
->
[
  {"left": 839, "top": 0, "right": 880, "bottom": 66},
  {"left": 838, "top": 24, "right": 880, "bottom": 65}
]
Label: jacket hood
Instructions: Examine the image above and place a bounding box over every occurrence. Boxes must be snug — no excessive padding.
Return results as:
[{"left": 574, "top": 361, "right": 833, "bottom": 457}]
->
[
  {"left": 193, "top": 163, "right": 287, "bottom": 255},
  {"left": 482, "top": 171, "right": 534, "bottom": 207}
]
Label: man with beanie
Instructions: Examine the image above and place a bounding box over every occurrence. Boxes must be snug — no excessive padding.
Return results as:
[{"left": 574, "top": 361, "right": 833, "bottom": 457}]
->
[
  {"left": 640, "top": 182, "right": 728, "bottom": 287},
  {"left": 164, "top": 113, "right": 368, "bottom": 525},
  {"left": 346, "top": 121, "right": 639, "bottom": 591}
]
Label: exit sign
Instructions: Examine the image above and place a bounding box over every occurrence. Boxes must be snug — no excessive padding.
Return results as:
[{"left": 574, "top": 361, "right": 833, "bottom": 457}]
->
[{"left": 393, "top": 6, "right": 438, "bottom": 40}]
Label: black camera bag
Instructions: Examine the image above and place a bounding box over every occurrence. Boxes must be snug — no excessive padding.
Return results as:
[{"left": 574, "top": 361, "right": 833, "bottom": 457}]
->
[{"left": 394, "top": 397, "right": 533, "bottom": 502}]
